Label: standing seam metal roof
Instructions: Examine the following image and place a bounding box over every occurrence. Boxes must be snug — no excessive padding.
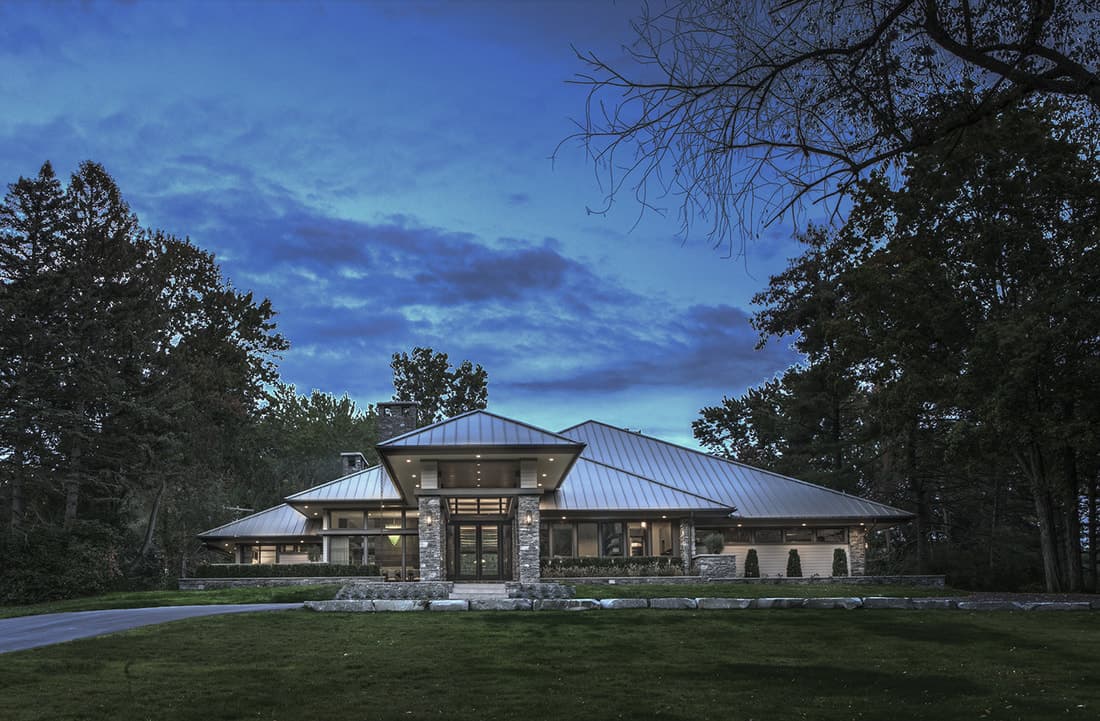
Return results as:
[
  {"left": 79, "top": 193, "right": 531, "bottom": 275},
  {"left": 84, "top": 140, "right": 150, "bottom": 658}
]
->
[
  {"left": 198, "top": 504, "right": 319, "bottom": 539},
  {"left": 285, "top": 464, "right": 402, "bottom": 503},
  {"left": 543, "top": 457, "right": 728, "bottom": 512},
  {"left": 377, "top": 409, "right": 585, "bottom": 448},
  {"left": 559, "top": 420, "right": 911, "bottom": 519}
]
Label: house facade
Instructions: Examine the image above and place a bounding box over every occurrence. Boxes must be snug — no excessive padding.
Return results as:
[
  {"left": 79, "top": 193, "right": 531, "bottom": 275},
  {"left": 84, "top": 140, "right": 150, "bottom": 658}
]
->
[{"left": 199, "top": 403, "right": 913, "bottom": 581}]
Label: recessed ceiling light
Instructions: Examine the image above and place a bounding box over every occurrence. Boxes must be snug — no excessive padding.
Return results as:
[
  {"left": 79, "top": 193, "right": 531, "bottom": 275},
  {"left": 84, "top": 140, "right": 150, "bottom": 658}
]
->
[
  {"left": 541, "top": 473, "right": 547, "bottom": 478},
  {"left": 475, "top": 454, "right": 481, "bottom": 458},
  {"left": 548, "top": 457, "right": 554, "bottom": 462},
  {"left": 411, "top": 474, "right": 417, "bottom": 478},
  {"left": 537, "top": 483, "right": 542, "bottom": 487},
  {"left": 415, "top": 484, "right": 420, "bottom": 488},
  {"left": 405, "top": 459, "right": 411, "bottom": 463},
  {"left": 304, "top": 505, "right": 309, "bottom": 509}
]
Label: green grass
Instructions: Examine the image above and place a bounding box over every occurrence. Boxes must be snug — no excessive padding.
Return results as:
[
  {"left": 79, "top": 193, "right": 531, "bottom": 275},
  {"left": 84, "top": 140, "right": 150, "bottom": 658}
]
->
[
  {"left": 572, "top": 582, "right": 965, "bottom": 598},
  {"left": 0, "top": 585, "right": 341, "bottom": 619},
  {"left": 0, "top": 610, "right": 1096, "bottom": 720}
]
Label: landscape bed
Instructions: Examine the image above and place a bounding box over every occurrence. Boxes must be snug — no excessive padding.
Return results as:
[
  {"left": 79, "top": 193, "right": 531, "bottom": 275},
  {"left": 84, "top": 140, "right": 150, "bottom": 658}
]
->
[{"left": 0, "top": 610, "right": 1097, "bottom": 720}]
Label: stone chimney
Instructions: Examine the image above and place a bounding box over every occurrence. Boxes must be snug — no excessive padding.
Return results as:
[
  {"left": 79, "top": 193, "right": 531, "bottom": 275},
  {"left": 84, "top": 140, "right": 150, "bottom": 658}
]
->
[
  {"left": 340, "top": 452, "right": 368, "bottom": 475},
  {"left": 377, "top": 401, "right": 420, "bottom": 442}
]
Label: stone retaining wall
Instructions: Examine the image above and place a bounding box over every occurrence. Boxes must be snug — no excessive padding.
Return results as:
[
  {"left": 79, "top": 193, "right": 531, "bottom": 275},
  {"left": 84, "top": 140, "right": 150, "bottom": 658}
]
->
[
  {"left": 179, "top": 576, "right": 381, "bottom": 590},
  {"left": 505, "top": 582, "right": 576, "bottom": 599},
  {"left": 695, "top": 554, "right": 737, "bottom": 578},
  {"left": 303, "top": 596, "right": 1100, "bottom": 612},
  {"left": 337, "top": 581, "right": 453, "bottom": 600}
]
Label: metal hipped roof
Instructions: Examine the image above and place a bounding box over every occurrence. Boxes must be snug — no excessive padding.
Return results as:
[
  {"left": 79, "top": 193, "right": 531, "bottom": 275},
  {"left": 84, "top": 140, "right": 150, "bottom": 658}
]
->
[
  {"left": 544, "top": 457, "right": 729, "bottom": 512},
  {"left": 560, "top": 421, "right": 913, "bottom": 521},
  {"left": 378, "top": 409, "right": 585, "bottom": 449},
  {"left": 198, "top": 504, "right": 319, "bottom": 540},
  {"left": 285, "top": 464, "right": 402, "bottom": 503}
]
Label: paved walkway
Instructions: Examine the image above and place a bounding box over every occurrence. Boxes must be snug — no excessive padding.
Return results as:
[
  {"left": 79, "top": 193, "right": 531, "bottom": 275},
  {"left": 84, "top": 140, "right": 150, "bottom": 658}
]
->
[{"left": 0, "top": 603, "right": 301, "bottom": 654}]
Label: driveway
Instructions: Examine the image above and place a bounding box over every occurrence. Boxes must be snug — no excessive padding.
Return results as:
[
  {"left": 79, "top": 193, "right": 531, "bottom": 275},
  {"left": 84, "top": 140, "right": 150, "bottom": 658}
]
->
[{"left": 0, "top": 603, "right": 301, "bottom": 654}]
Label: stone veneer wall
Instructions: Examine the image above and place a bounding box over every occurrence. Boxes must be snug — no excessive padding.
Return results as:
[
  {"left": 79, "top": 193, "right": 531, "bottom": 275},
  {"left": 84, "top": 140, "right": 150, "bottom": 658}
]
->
[
  {"left": 516, "top": 495, "right": 541, "bottom": 583},
  {"left": 418, "top": 496, "right": 445, "bottom": 581},
  {"left": 337, "top": 581, "right": 452, "bottom": 600},
  {"left": 695, "top": 554, "right": 738, "bottom": 578},
  {"left": 679, "top": 518, "right": 695, "bottom": 574},
  {"left": 848, "top": 526, "right": 867, "bottom": 576}
]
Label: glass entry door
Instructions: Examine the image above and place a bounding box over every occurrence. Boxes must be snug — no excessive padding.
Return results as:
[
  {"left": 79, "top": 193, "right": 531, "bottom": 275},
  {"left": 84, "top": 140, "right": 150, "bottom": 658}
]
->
[{"left": 453, "top": 523, "right": 509, "bottom": 581}]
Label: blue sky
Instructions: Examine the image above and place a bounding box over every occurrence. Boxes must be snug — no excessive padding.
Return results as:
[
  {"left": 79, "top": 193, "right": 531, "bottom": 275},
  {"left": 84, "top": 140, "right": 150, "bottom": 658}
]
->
[{"left": 1, "top": 0, "right": 806, "bottom": 446}]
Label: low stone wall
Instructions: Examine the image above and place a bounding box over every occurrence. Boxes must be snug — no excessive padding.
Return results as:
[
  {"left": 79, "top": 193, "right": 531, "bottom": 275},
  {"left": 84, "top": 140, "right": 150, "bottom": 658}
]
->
[
  {"left": 505, "top": 582, "right": 576, "bottom": 599},
  {"left": 303, "top": 596, "right": 1100, "bottom": 612},
  {"left": 337, "top": 581, "right": 453, "bottom": 600},
  {"left": 179, "top": 576, "right": 381, "bottom": 590},
  {"left": 695, "top": 554, "right": 737, "bottom": 578},
  {"left": 554, "top": 574, "right": 945, "bottom": 587}
]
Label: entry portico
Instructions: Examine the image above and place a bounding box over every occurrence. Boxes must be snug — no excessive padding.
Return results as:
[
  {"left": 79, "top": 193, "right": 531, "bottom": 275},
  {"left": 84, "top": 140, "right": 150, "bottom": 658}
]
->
[{"left": 375, "top": 406, "right": 585, "bottom": 583}]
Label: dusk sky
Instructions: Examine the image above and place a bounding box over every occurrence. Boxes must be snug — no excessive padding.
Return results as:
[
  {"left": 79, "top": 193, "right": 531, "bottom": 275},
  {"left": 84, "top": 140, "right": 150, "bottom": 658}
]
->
[{"left": 1, "top": 0, "right": 808, "bottom": 446}]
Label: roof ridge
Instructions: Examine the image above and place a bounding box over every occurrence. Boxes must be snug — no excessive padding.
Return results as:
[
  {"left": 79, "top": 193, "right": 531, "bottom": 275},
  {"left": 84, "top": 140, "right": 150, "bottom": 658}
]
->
[
  {"left": 576, "top": 456, "right": 733, "bottom": 510},
  {"left": 199, "top": 503, "right": 301, "bottom": 536},
  {"left": 284, "top": 463, "right": 387, "bottom": 500},
  {"left": 571, "top": 419, "right": 911, "bottom": 517}
]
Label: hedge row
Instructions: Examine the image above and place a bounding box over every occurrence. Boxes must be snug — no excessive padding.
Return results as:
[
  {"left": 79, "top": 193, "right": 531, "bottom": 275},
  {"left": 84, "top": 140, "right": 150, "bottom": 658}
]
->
[
  {"left": 192, "top": 563, "right": 380, "bottom": 578},
  {"left": 540, "top": 556, "right": 683, "bottom": 577}
]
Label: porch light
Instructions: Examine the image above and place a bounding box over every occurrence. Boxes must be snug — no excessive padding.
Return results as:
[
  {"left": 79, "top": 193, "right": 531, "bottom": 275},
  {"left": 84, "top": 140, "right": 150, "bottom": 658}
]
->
[
  {"left": 524, "top": 511, "right": 533, "bottom": 525},
  {"left": 426, "top": 515, "right": 433, "bottom": 526}
]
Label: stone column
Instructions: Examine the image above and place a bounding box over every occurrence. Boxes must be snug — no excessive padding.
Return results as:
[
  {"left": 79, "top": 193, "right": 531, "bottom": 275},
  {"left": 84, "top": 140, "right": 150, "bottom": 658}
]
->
[
  {"left": 848, "top": 526, "right": 867, "bottom": 576},
  {"left": 679, "top": 517, "right": 695, "bottom": 574},
  {"left": 516, "top": 494, "right": 541, "bottom": 583},
  {"left": 418, "top": 496, "right": 445, "bottom": 581}
]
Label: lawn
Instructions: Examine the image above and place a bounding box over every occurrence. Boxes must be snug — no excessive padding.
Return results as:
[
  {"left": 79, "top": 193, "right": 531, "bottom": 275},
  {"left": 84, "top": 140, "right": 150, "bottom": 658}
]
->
[
  {"left": 0, "top": 610, "right": 1096, "bottom": 721},
  {"left": 572, "top": 582, "right": 964, "bottom": 598},
  {"left": 0, "top": 585, "right": 341, "bottom": 619}
]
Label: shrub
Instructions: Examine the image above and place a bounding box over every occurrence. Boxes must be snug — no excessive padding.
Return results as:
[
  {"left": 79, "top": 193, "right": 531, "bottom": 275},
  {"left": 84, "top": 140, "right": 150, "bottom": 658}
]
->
[
  {"left": 0, "top": 521, "right": 129, "bottom": 604},
  {"left": 832, "top": 548, "right": 849, "bottom": 577},
  {"left": 743, "top": 548, "right": 760, "bottom": 578},
  {"left": 539, "top": 556, "right": 683, "bottom": 578},
  {"left": 702, "top": 532, "right": 725, "bottom": 554},
  {"left": 191, "top": 563, "right": 380, "bottom": 578},
  {"left": 786, "top": 549, "right": 802, "bottom": 577}
]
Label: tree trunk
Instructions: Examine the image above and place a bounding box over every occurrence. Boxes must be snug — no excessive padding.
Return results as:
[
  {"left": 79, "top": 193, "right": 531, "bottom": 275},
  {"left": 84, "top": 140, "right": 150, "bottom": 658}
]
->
[
  {"left": 1088, "top": 471, "right": 1098, "bottom": 593},
  {"left": 63, "top": 441, "right": 81, "bottom": 528},
  {"left": 9, "top": 444, "right": 25, "bottom": 532},
  {"left": 131, "top": 477, "right": 167, "bottom": 571},
  {"left": 1018, "top": 445, "right": 1062, "bottom": 592},
  {"left": 1059, "top": 447, "right": 1083, "bottom": 592}
]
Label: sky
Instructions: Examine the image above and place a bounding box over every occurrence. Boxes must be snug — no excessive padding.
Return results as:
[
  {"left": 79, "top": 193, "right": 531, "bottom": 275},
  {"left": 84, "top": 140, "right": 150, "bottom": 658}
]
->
[{"left": 0, "top": 0, "right": 807, "bottom": 447}]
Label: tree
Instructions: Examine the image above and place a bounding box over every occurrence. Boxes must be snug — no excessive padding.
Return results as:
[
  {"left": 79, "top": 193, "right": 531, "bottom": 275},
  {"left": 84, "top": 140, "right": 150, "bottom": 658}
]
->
[
  {"left": 727, "top": 100, "right": 1100, "bottom": 590},
  {"left": 568, "top": 0, "right": 1100, "bottom": 253},
  {"left": 390, "top": 347, "right": 488, "bottom": 425},
  {"left": 0, "top": 161, "right": 288, "bottom": 599}
]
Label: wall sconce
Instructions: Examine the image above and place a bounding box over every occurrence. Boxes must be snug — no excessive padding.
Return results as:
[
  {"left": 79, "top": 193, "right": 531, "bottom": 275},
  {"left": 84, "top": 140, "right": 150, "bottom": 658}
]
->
[
  {"left": 524, "top": 511, "right": 533, "bottom": 525},
  {"left": 426, "top": 514, "right": 433, "bottom": 527}
]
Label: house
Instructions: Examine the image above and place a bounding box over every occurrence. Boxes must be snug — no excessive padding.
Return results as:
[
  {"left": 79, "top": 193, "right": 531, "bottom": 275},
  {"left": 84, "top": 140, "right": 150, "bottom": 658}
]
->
[{"left": 198, "top": 402, "right": 913, "bottom": 581}]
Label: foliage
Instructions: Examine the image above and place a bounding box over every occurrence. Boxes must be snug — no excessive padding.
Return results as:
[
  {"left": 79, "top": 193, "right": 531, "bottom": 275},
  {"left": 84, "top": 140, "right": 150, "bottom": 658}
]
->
[
  {"left": 0, "top": 521, "right": 129, "bottom": 604},
  {"left": 702, "top": 532, "right": 724, "bottom": 554},
  {"left": 786, "top": 549, "right": 803, "bottom": 578},
  {"left": 539, "top": 556, "right": 683, "bottom": 578},
  {"left": 744, "top": 548, "right": 760, "bottom": 578},
  {"left": 191, "top": 563, "right": 380, "bottom": 578},
  {"left": 568, "top": 0, "right": 1100, "bottom": 253},
  {"left": 833, "top": 549, "right": 849, "bottom": 578},
  {"left": 391, "top": 347, "right": 488, "bottom": 425}
]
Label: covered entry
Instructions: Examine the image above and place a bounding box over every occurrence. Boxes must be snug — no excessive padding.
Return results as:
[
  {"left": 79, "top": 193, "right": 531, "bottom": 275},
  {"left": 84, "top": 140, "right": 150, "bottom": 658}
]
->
[{"left": 447, "top": 497, "right": 514, "bottom": 581}]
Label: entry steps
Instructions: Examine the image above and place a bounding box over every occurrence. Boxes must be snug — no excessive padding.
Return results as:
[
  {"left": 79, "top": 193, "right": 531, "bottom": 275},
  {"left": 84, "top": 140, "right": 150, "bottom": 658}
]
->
[{"left": 449, "top": 583, "right": 508, "bottom": 600}]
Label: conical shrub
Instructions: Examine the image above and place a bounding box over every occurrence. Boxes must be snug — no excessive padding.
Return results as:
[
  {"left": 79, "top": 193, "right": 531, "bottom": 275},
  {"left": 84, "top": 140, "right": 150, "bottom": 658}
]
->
[
  {"left": 832, "top": 548, "right": 849, "bottom": 577},
  {"left": 744, "top": 548, "right": 759, "bottom": 578},
  {"left": 786, "top": 548, "right": 802, "bottom": 577}
]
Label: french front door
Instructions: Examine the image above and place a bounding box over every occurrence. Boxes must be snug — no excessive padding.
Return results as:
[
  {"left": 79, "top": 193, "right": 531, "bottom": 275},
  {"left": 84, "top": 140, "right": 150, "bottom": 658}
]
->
[{"left": 453, "top": 523, "right": 508, "bottom": 581}]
